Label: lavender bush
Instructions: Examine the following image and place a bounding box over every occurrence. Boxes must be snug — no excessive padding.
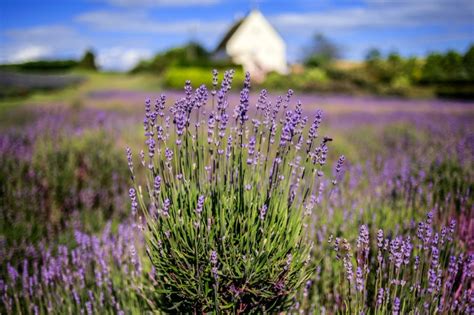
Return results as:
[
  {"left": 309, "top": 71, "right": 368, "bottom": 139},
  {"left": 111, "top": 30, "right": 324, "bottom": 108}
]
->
[
  {"left": 1, "top": 221, "right": 149, "bottom": 314},
  {"left": 128, "top": 70, "right": 343, "bottom": 313},
  {"left": 0, "top": 108, "right": 129, "bottom": 246}
]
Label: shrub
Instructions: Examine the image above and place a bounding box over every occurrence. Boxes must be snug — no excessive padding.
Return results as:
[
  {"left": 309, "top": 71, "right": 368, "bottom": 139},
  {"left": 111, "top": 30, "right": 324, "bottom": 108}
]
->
[
  {"left": 30, "top": 130, "right": 127, "bottom": 226},
  {"left": 128, "top": 70, "right": 343, "bottom": 312},
  {"left": 163, "top": 67, "right": 244, "bottom": 89},
  {"left": 0, "top": 127, "right": 128, "bottom": 245}
]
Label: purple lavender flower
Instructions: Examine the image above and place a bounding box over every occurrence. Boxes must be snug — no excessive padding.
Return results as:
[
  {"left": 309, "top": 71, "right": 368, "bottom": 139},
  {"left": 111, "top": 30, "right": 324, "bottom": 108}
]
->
[
  {"left": 356, "top": 266, "right": 364, "bottom": 292},
  {"left": 211, "top": 69, "right": 218, "bottom": 95},
  {"left": 220, "top": 69, "right": 235, "bottom": 93},
  {"left": 377, "top": 229, "right": 384, "bottom": 249},
  {"left": 145, "top": 98, "right": 151, "bottom": 117},
  {"left": 414, "top": 255, "right": 420, "bottom": 270},
  {"left": 216, "top": 90, "right": 226, "bottom": 113},
  {"left": 210, "top": 250, "right": 218, "bottom": 278},
  {"left": 307, "top": 110, "right": 323, "bottom": 146},
  {"left": 126, "top": 147, "right": 133, "bottom": 171},
  {"left": 207, "top": 113, "right": 216, "bottom": 144},
  {"left": 184, "top": 80, "right": 193, "bottom": 107},
  {"left": 218, "top": 113, "right": 229, "bottom": 139},
  {"left": 377, "top": 288, "right": 384, "bottom": 306},
  {"left": 284, "top": 253, "right": 293, "bottom": 271},
  {"left": 155, "top": 94, "right": 166, "bottom": 117},
  {"left": 235, "top": 72, "right": 250, "bottom": 126},
  {"left": 403, "top": 237, "right": 412, "bottom": 265},
  {"left": 129, "top": 188, "right": 138, "bottom": 216},
  {"left": 280, "top": 108, "right": 301, "bottom": 147},
  {"left": 162, "top": 198, "right": 170, "bottom": 216},
  {"left": 139, "top": 150, "right": 145, "bottom": 166},
  {"left": 448, "top": 219, "right": 456, "bottom": 241},
  {"left": 247, "top": 136, "right": 256, "bottom": 165},
  {"left": 146, "top": 137, "right": 156, "bottom": 158},
  {"left": 256, "top": 89, "right": 268, "bottom": 112},
  {"left": 195, "top": 195, "right": 205, "bottom": 214},
  {"left": 259, "top": 204, "right": 267, "bottom": 221},
  {"left": 7, "top": 263, "right": 19, "bottom": 283},
  {"left": 226, "top": 135, "right": 233, "bottom": 159},
  {"left": 195, "top": 85, "right": 208, "bottom": 109},
  {"left": 390, "top": 237, "right": 404, "bottom": 270},
  {"left": 393, "top": 297, "right": 400, "bottom": 315},
  {"left": 154, "top": 175, "right": 161, "bottom": 194},
  {"left": 343, "top": 256, "right": 354, "bottom": 283},
  {"left": 284, "top": 89, "right": 293, "bottom": 109},
  {"left": 333, "top": 155, "right": 345, "bottom": 185},
  {"left": 165, "top": 148, "right": 173, "bottom": 161},
  {"left": 357, "top": 225, "right": 369, "bottom": 250}
]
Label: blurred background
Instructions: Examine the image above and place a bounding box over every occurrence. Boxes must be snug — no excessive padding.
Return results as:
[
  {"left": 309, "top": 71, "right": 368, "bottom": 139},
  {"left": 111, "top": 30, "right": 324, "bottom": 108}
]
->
[{"left": 1, "top": 0, "right": 474, "bottom": 99}]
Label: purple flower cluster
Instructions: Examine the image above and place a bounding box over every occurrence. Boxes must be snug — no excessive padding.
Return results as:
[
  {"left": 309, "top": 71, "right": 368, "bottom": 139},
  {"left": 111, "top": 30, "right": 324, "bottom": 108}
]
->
[
  {"left": 327, "top": 212, "right": 473, "bottom": 313},
  {"left": 1, "top": 222, "right": 147, "bottom": 314},
  {"left": 235, "top": 72, "right": 251, "bottom": 126},
  {"left": 129, "top": 188, "right": 138, "bottom": 216},
  {"left": 195, "top": 195, "right": 205, "bottom": 214}
]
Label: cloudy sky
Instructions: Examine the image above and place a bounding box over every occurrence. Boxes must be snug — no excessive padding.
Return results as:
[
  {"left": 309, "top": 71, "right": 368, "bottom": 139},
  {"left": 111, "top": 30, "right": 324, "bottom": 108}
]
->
[{"left": 1, "top": 0, "right": 473, "bottom": 70}]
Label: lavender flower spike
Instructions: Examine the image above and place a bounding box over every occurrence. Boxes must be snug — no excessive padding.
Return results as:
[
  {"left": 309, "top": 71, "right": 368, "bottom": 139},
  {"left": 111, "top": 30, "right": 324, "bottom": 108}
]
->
[
  {"left": 129, "top": 188, "right": 138, "bottom": 216},
  {"left": 195, "top": 195, "right": 205, "bottom": 214}
]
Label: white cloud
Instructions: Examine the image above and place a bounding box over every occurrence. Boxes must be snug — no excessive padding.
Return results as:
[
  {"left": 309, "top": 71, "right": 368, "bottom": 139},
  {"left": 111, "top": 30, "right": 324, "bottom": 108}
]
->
[
  {"left": 1, "top": 25, "right": 88, "bottom": 63},
  {"left": 270, "top": 0, "right": 474, "bottom": 34},
  {"left": 4, "top": 26, "right": 88, "bottom": 50},
  {"left": 104, "top": 0, "right": 219, "bottom": 7},
  {"left": 3, "top": 45, "right": 52, "bottom": 63},
  {"left": 76, "top": 10, "right": 229, "bottom": 34},
  {"left": 97, "top": 47, "right": 152, "bottom": 70}
]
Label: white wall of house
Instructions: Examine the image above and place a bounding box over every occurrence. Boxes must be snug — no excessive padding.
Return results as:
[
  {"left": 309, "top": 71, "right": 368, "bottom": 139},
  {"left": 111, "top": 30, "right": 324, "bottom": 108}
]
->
[{"left": 225, "top": 10, "right": 287, "bottom": 80}]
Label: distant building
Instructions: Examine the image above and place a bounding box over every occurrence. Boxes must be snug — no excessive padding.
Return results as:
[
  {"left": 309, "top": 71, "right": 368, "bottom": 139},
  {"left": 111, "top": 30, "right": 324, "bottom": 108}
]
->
[{"left": 214, "top": 10, "right": 287, "bottom": 81}]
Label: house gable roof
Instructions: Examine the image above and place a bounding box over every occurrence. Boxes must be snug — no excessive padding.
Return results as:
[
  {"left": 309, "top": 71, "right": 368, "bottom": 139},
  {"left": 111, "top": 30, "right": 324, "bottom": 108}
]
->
[
  {"left": 214, "top": 10, "right": 285, "bottom": 54},
  {"left": 214, "top": 17, "right": 245, "bottom": 52}
]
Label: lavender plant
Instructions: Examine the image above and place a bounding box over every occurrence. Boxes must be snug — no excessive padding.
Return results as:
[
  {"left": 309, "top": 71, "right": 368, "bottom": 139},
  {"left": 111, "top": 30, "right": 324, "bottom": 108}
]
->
[
  {"left": 128, "top": 70, "right": 341, "bottom": 313},
  {"left": 1, "top": 221, "right": 149, "bottom": 314},
  {"left": 311, "top": 212, "right": 474, "bottom": 314},
  {"left": 0, "top": 108, "right": 129, "bottom": 245}
]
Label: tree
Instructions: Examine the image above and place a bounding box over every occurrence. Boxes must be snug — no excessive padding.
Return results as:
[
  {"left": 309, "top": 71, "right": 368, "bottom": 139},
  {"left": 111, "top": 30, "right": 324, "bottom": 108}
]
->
[
  {"left": 364, "top": 48, "right": 388, "bottom": 82},
  {"left": 365, "top": 48, "right": 382, "bottom": 64},
  {"left": 78, "top": 49, "right": 97, "bottom": 71},
  {"left": 421, "top": 52, "right": 445, "bottom": 83},
  {"left": 442, "top": 50, "right": 464, "bottom": 81},
  {"left": 131, "top": 42, "right": 211, "bottom": 74},
  {"left": 304, "top": 33, "right": 340, "bottom": 68},
  {"left": 463, "top": 45, "right": 474, "bottom": 80}
]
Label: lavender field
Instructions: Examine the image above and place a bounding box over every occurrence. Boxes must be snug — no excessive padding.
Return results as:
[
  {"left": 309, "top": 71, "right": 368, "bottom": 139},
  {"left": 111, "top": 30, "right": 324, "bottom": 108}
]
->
[{"left": 1, "top": 71, "right": 473, "bottom": 314}]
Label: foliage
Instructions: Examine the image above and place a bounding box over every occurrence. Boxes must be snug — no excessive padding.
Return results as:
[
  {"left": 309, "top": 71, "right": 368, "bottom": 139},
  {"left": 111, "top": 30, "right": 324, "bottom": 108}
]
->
[
  {"left": 0, "top": 60, "right": 79, "bottom": 73},
  {"left": 163, "top": 66, "right": 244, "bottom": 89},
  {"left": 304, "top": 33, "right": 341, "bottom": 68},
  {"left": 261, "top": 69, "right": 329, "bottom": 92},
  {"left": 131, "top": 42, "right": 236, "bottom": 74},
  {"left": 418, "top": 46, "right": 474, "bottom": 98},
  {"left": 77, "top": 50, "right": 98, "bottom": 71}
]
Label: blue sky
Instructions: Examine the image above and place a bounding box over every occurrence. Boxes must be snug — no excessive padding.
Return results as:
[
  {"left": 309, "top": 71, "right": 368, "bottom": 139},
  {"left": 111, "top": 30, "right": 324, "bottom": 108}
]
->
[{"left": 1, "top": 0, "right": 473, "bottom": 70}]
